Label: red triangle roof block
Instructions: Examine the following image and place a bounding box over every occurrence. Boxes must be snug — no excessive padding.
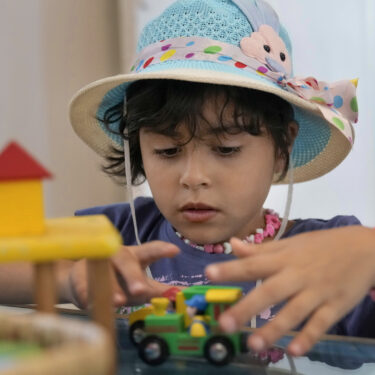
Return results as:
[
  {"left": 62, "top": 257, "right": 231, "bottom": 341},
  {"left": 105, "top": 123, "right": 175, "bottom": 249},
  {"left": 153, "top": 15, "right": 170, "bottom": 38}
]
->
[{"left": 0, "top": 141, "right": 52, "bottom": 181}]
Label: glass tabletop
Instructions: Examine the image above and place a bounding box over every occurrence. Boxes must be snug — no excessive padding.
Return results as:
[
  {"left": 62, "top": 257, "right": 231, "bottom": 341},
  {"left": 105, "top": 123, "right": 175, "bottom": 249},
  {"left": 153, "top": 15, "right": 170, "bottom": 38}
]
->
[
  {"left": 1, "top": 306, "right": 374, "bottom": 375},
  {"left": 115, "top": 318, "right": 375, "bottom": 375}
]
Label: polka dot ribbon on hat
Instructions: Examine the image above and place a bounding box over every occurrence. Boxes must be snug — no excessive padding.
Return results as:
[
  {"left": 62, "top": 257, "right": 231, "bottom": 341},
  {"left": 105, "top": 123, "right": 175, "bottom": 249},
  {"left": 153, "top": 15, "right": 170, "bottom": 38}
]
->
[{"left": 131, "top": 31, "right": 358, "bottom": 144}]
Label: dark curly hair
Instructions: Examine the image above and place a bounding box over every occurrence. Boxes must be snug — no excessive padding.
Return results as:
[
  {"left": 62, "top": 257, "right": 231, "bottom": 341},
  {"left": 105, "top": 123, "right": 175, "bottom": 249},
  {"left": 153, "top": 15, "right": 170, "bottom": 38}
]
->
[{"left": 98, "top": 79, "right": 297, "bottom": 185}]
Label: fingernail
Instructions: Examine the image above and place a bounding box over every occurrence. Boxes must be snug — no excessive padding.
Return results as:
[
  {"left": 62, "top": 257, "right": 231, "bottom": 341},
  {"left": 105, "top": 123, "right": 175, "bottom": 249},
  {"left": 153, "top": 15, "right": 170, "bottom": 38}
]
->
[
  {"left": 206, "top": 265, "right": 219, "bottom": 280},
  {"left": 114, "top": 293, "right": 124, "bottom": 304},
  {"left": 288, "top": 342, "right": 303, "bottom": 356},
  {"left": 249, "top": 334, "right": 265, "bottom": 352},
  {"left": 130, "top": 282, "right": 145, "bottom": 294},
  {"left": 220, "top": 315, "right": 237, "bottom": 333},
  {"left": 166, "top": 244, "right": 178, "bottom": 251}
]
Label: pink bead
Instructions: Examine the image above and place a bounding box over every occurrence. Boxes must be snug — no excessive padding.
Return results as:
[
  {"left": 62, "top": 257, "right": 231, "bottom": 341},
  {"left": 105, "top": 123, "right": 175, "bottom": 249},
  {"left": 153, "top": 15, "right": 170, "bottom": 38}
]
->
[
  {"left": 266, "top": 213, "right": 281, "bottom": 230},
  {"left": 266, "top": 223, "right": 275, "bottom": 237},
  {"left": 254, "top": 233, "right": 263, "bottom": 244},
  {"left": 260, "top": 307, "right": 271, "bottom": 320},
  {"left": 269, "top": 348, "right": 284, "bottom": 363},
  {"left": 265, "top": 214, "right": 273, "bottom": 221},
  {"left": 213, "top": 244, "right": 224, "bottom": 254},
  {"left": 204, "top": 244, "right": 214, "bottom": 253},
  {"left": 258, "top": 351, "right": 268, "bottom": 360}
]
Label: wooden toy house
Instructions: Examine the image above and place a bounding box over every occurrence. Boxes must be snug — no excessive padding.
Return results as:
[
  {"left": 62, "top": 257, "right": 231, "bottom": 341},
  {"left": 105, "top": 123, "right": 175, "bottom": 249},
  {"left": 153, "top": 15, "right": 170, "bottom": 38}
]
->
[
  {"left": 0, "top": 140, "right": 122, "bottom": 348},
  {"left": 0, "top": 141, "right": 52, "bottom": 237}
]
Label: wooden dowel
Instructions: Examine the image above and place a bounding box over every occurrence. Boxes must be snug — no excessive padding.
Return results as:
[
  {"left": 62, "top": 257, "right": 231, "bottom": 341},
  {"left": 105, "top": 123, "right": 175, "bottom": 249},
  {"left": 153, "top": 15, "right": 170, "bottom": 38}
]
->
[
  {"left": 34, "top": 262, "right": 56, "bottom": 313},
  {"left": 87, "top": 259, "right": 115, "bottom": 340},
  {"left": 88, "top": 258, "right": 116, "bottom": 375}
]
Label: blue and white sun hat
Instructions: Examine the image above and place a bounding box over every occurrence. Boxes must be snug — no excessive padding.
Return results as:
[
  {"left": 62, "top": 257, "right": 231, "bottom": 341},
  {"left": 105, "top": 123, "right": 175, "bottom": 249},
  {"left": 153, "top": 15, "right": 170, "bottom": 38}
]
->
[{"left": 69, "top": 0, "right": 358, "bottom": 184}]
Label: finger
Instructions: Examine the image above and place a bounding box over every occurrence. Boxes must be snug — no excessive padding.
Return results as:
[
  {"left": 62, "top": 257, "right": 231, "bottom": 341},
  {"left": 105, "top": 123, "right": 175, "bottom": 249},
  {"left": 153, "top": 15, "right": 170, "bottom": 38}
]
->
[
  {"left": 69, "top": 261, "right": 90, "bottom": 309},
  {"left": 232, "top": 236, "right": 290, "bottom": 258},
  {"left": 230, "top": 238, "right": 258, "bottom": 258},
  {"left": 68, "top": 270, "right": 88, "bottom": 309},
  {"left": 108, "top": 266, "right": 127, "bottom": 307},
  {"left": 111, "top": 248, "right": 150, "bottom": 295},
  {"left": 218, "top": 270, "right": 304, "bottom": 333},
  {"left": 248, "top": 289, "right": 323, "bottom": 352},
  {"left": 287, "top": 292, "right": 363, "bottom": 356},
  {"left": 129, "top": 241, "right": 179, "bottom": 267},
  {"left": 287, "top": 302, "right": 342, "bottom": 356},
  {"left": 205, "top": 253, "right": 281, "bottom": 282}
]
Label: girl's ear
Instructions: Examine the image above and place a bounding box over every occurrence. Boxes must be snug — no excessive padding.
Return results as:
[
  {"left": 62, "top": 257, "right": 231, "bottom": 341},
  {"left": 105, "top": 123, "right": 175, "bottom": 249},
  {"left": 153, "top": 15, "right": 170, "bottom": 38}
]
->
[{"left": 274, "top": 120, "right": 299, "bottom": 174}]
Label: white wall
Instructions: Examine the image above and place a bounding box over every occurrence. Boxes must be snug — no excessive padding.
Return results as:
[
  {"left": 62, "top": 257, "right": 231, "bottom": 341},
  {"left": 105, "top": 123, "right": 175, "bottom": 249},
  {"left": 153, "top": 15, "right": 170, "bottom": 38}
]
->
[
  {"left": 132, "top": 0, "right": 375, "bottom": 226},
  {"left": 0, "top": 0, "right": 125, "bottom": 217},
  {"left": 2, "top": 0, "right": 373, "bottom": 226}
]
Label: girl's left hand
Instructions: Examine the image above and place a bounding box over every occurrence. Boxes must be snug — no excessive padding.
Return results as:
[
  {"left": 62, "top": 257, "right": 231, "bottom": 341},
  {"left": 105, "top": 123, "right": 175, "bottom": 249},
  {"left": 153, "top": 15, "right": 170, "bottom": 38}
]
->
[{"left": 205, "top": 225, "right": 375, "bottom": 356}]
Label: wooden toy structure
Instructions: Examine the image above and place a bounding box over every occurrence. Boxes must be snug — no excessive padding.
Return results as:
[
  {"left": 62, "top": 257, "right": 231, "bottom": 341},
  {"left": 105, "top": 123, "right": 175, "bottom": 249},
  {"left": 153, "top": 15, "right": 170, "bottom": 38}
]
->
[{"left": 0, "top": 141, "right": 122, "bottom": 374}]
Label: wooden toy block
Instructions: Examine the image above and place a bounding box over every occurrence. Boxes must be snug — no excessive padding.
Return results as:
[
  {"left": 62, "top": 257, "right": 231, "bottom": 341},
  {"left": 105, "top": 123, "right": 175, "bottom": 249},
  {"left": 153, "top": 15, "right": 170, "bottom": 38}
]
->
[
  {"left": 0, "top": 141, "right": 51, "bottom": 237},
  {"left": 0, "top": 140, "right": 122, "bottom": 364}
]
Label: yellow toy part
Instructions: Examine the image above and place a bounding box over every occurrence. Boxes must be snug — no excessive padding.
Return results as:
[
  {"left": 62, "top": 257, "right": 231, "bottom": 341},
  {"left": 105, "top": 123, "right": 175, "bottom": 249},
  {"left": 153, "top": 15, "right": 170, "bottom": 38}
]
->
[
  {"left": 351, "top": 78, "right": 359, "bottom": 88},
  {"left": 0, "top": 180, "right": 45, "bottom": 237},
  {"left": 189, "top": 316, "right": 209, "bottom": 338},
  {"left": 205, "top": 288, "right": 242, "bottom": 304},
  {"left": 150, "top": 297, "right": 170, "bottom": 316},
  {"left": 128, "top": 306, "right": 154, "bottom": 326},
  {"left": 0, "top": 215, "right": 122, "bottom": 262}
]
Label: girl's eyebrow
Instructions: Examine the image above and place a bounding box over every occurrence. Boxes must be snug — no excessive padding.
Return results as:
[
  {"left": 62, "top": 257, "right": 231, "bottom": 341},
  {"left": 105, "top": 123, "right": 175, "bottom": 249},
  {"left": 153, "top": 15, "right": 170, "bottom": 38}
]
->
[{"left": 205, "top": 125, "right": 242, "bottom": 136}]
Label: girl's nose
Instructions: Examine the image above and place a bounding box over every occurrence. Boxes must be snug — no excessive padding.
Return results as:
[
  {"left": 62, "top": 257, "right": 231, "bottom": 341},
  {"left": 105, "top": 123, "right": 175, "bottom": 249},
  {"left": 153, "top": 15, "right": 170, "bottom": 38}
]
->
[{"left": 179, "top": 152, "right": 210, "bottom": 190}]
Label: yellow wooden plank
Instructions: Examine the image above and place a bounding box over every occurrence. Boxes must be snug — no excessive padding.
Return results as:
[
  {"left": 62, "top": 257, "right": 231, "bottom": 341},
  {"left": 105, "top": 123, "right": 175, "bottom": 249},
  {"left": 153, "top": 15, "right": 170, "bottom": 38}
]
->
[{"left": 0, "top": 215, "right": 122, "bottom": 262}]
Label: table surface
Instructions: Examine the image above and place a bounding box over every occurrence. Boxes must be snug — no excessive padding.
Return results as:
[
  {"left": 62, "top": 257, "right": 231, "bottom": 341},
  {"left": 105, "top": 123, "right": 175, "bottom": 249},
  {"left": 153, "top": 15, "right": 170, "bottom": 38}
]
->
[{"left": 1, "top": 305, "right": 375, "bottom": 375}]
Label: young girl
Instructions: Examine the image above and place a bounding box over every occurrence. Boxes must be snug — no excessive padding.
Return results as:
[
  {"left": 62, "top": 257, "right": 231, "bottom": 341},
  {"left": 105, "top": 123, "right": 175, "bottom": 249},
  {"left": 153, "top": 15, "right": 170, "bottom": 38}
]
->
[{"left": 67, "top": 0, "right": 374, "bottom": 356}]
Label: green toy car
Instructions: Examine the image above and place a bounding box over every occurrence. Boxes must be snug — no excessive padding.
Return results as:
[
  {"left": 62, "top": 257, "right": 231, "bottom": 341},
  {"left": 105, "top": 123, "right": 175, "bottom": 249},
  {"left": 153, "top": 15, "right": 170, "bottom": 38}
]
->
[{"left": 129, "top": 285, "right": 248, "bottom": 366}]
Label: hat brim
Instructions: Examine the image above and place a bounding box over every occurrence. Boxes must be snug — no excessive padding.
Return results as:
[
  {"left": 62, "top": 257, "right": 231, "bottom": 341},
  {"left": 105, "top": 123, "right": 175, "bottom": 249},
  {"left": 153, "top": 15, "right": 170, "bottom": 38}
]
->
[{"left": 70, "top": 62, "right": 353, "bottom": 184}]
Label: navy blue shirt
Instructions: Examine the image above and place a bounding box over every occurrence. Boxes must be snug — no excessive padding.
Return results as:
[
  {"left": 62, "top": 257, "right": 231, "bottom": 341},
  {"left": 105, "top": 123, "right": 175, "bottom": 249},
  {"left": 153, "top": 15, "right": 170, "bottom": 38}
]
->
[{"left": 76, "top": 197, "right": 375, "bottom": 338}]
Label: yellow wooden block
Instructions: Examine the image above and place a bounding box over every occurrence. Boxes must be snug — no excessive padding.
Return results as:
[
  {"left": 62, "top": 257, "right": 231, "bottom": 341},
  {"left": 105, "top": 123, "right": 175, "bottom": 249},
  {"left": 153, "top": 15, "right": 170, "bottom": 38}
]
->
[
  {"left": 0, "top": 180, "right": 45, "bottom": 236},
  {"left": 205, "top": 288, "right": 242, "bottom": 304},
  {"left": 0, "top": 215, "right": 122, "bottom": 262}
]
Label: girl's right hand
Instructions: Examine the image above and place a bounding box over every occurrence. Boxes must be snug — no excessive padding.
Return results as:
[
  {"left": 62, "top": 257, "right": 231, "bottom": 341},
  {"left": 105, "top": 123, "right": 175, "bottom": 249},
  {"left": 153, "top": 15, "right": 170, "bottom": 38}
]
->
[{"left": 65, "top": 241, "right": 179, "bottom": 308}]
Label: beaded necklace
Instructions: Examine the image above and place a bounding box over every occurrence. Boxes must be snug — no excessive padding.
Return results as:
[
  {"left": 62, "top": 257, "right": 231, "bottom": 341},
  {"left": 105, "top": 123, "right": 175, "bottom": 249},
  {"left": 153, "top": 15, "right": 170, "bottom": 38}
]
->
[{"left": 176, "top": 209, "right": 281, "bottom": 254}]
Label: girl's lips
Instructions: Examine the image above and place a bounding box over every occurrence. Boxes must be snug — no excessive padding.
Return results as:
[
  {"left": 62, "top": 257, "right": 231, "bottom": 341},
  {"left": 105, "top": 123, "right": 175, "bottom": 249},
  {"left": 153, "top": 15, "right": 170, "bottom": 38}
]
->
[{"left": 181, "top": 209, "right": 218, "bottom": 222}]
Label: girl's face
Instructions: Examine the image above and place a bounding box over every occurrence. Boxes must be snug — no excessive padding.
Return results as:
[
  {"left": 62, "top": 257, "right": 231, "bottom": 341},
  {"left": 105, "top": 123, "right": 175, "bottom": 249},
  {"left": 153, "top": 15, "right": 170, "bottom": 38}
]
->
[{"left": 140, "top": 99, "right": 285, "bottom": 245}]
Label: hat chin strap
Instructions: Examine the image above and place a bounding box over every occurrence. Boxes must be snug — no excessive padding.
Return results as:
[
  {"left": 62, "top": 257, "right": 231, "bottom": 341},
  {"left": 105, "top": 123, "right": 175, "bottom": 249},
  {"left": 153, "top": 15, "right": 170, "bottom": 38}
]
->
[
  {"left": 123, "top": 136, "right": 153, "bottom": 279},
  {"left": 251, "top": 158, "right": 294, "bottom": 328},
  {"left": 275, "top": 157, "right": 294, "bottom": 241}
]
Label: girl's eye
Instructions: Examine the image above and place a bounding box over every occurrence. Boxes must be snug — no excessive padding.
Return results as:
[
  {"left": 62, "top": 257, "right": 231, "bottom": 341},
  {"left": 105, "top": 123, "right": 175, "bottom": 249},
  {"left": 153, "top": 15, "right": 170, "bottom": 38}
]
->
[
  {"left": 215, "top": 146, "right": 241, "bottom": 156},
  {"left": 154, "top": 147, "right": 180, "bottom": 158}
]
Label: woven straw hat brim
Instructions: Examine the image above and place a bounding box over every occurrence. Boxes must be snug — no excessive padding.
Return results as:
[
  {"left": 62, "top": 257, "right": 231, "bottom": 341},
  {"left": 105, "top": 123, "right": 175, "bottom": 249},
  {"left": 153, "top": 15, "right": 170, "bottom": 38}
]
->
[{"left": 70, "top": 68, "right": 352, "bottom": 184}]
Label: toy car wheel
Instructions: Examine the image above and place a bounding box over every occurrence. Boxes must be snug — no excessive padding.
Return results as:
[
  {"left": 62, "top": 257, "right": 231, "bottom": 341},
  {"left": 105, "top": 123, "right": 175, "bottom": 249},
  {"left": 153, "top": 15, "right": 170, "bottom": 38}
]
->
[
  {"left": 129, "top": 320, "right": 146, "bottom": 346},
  {"left": 138, "top": 335, "right": 169, "bottom": 366},
  {"left": 204, "top": 336, "right": 234, "bottom": 366}
]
